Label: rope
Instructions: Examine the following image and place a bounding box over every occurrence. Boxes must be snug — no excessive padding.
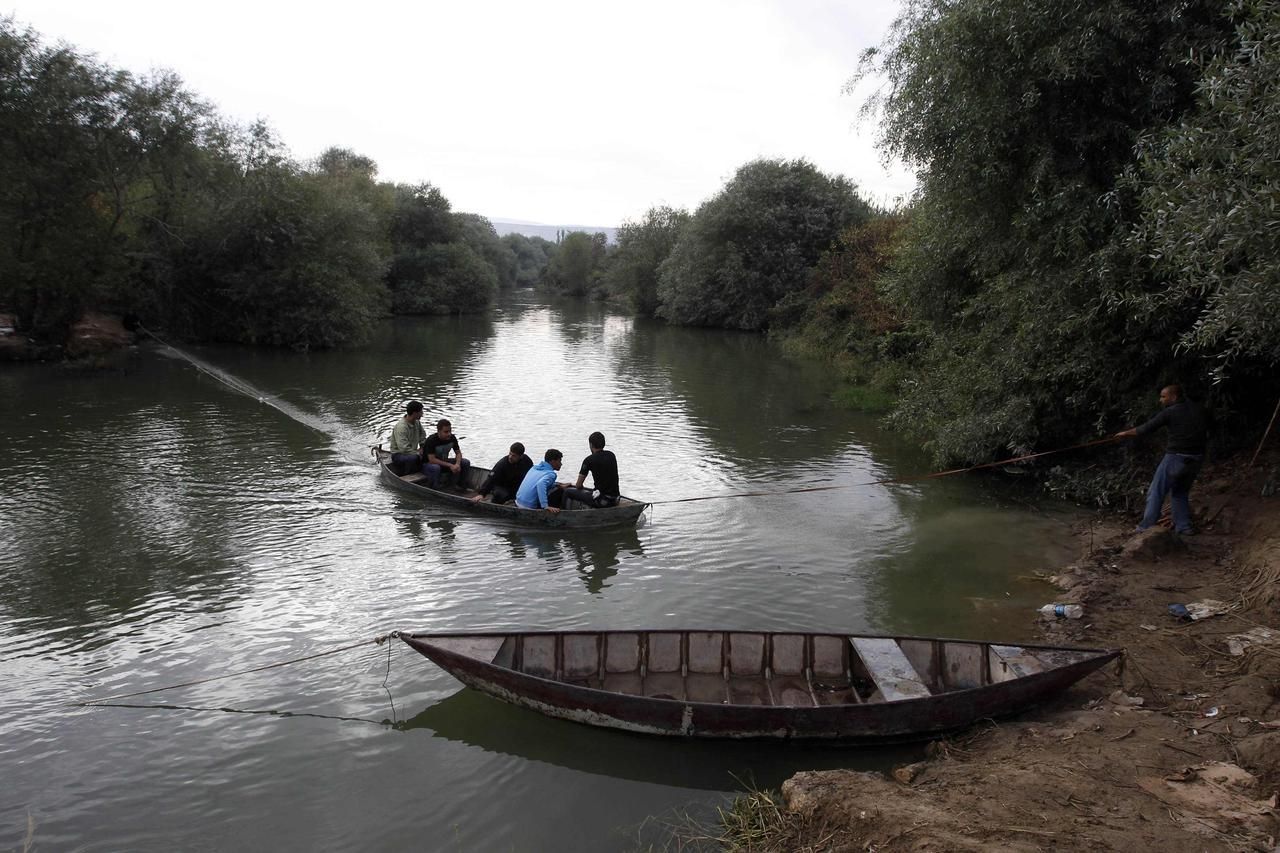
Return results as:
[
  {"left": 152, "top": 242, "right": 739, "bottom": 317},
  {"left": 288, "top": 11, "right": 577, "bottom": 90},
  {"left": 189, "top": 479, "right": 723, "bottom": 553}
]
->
[
  {"left": 1248, "top": 394, "right": 1280, "bottom": 468},
  {"left": 71, "top": 633, "right": 397, "bottom": 707},
  {"left": 649, "top": 436, "right": 1123, "bottom": 506}
]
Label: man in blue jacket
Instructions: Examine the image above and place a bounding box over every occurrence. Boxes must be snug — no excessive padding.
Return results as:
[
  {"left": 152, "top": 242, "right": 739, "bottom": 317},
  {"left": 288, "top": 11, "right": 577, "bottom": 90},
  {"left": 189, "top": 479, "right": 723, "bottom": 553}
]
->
[
  {"left": 516, "top": 449, "right": 565, "bottom": 513},
  {"left": 1115, "top": 384, "right": 1209, "bottom": 535}
]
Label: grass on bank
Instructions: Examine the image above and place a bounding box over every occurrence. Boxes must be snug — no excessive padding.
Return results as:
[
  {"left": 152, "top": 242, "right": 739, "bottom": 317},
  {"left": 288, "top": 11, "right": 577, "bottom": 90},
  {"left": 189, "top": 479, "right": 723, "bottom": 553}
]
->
[{"left": 631, "top": 786, "right": 853, "bottom": 853}]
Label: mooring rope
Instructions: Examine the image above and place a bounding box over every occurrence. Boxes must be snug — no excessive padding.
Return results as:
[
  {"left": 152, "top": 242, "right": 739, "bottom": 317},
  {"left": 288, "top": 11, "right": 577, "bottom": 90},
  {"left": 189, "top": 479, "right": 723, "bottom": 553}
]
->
[
  {"left": 71, "top": 633, "right": 398, "bottom": 707},
  {"left": 649, "top": 435, "right": 1124, "bottom": 506}
]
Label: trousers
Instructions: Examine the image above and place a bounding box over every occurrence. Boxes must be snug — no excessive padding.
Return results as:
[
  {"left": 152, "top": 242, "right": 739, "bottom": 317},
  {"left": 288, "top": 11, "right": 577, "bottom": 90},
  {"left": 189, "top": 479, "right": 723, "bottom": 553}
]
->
[{"left": 1139, "top": 453, "right": 1202, "bottom": 533}]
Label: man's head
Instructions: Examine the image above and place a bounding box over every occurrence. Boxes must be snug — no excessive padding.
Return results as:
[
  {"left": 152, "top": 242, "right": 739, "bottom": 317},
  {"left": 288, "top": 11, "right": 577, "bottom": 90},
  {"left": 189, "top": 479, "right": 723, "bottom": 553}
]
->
[
  {"left": 1159, "top": 385, "right": 1182, "bottom": 407},
  {"left": 588, "top": 431, "right": 606, "bottom": 451},
  {"left": 405, "top": 400, "right": 423, "bottom": 422},
  {"left": 436, "top": 418, "right": 452, "bottom": 437},
  {"left": 508, "top": 441, "right": 525, "bottom": 462},
  {"left": 545, "top": 448, "right": 563, "bottom": 470}
]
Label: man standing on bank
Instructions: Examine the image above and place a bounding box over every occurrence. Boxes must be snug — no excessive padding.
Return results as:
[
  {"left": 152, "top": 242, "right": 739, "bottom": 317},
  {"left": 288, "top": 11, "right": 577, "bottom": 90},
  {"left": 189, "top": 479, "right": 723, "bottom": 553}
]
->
[
  {"left": 563, "top": 431, "right": 620, "bottom": 509},
  {"left": 389, "top": 400, "right": 428, "bottom": 475},
  {"left": 472, "top": 442, "right": 533, "bottom": 504},
  {"left": 423, "top": 418, "right": 471, "bottom": 489},
  {"left": 1114, "top": 384, "right": 1209, "bottom": 535}
]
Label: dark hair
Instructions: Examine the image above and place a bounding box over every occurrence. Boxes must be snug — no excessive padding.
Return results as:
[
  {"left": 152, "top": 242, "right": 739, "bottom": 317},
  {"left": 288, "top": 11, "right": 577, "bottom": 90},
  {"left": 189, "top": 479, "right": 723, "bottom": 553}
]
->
[
  {"left": 436, "top": 418, "right": 451, "bottom": 430},
  {"left": 544, "top": 448, "right": 563, "bottom": 462},
  {"left": 510, "top": 442, "right": 525, "bottom": 455},
  {"left": 406, "top": 400, "right": 423, "bottom": 414},
  {"left": 588, "top": 431, "right": 606, "bottom": 450}
]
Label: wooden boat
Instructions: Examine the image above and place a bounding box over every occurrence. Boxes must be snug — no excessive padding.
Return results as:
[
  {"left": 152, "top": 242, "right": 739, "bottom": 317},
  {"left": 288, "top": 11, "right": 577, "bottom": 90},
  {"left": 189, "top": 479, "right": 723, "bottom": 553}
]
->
[
  {"left": 398, "top": 629, "right": 1122, "bottom": 740},
  {"left": 375, "top": 448, "right": 648, "bottom": 529}
]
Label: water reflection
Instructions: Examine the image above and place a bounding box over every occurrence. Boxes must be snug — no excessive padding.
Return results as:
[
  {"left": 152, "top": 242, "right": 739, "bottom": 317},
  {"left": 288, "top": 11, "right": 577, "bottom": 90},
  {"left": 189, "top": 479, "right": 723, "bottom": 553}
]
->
[
  {"left": 397, "top": 688, "right": 923, "bottom": 791},
  {"left": 0, "top": 293, "right": 1086, "bottom": 852},
  {"left": 496, "top": 527, "right": 644, "bottom": 593}
]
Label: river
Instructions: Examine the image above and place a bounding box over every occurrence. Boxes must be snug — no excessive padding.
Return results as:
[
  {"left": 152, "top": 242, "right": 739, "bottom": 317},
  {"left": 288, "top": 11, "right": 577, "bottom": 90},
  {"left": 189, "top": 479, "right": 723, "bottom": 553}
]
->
[{"left": 0, "top": 294, "right": 1081, "bottom": 851}]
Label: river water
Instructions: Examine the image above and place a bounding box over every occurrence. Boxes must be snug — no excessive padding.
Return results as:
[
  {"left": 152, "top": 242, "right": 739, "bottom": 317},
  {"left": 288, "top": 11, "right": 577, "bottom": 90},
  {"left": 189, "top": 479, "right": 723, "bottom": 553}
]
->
[{"left": 0, "top": 295, "right": 1081, "bottom": 851}]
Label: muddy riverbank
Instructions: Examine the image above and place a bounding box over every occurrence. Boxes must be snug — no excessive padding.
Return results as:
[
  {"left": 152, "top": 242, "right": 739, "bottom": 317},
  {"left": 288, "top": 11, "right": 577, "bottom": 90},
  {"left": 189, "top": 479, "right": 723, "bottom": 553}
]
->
[{"left": 758, "top": 454, "right": 1280, "bottom": 851}]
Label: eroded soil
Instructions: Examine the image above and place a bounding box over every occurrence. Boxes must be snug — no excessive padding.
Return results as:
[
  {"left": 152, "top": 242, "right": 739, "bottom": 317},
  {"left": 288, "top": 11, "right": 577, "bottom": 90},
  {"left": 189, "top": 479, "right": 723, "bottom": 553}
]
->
[{"left": 777, "top": 455, "right": 1280, "bottom": 852}]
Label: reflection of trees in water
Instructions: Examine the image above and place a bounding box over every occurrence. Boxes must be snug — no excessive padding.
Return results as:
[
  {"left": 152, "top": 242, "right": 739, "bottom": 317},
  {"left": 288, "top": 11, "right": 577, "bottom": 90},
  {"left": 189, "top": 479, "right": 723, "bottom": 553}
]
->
[
  {"left": 615, "top": 318, "right": 871, "bottom": 464},
  {"left": 496, "top": 528, "right": 643, "bottom": 594}
]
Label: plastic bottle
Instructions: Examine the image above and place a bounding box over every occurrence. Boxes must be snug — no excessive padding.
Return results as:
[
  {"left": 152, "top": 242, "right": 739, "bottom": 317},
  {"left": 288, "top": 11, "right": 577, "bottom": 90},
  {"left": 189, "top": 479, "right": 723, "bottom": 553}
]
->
[{"left": 1038, "top": 603, "right": 1083, "bottom": 619}]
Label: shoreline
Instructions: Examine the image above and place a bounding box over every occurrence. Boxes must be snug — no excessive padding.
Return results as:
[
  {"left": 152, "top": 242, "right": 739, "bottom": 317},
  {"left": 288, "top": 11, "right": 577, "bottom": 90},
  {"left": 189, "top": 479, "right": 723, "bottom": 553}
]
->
[{"left": 739, "top": 453, "right": 1280, "bottom": 851}]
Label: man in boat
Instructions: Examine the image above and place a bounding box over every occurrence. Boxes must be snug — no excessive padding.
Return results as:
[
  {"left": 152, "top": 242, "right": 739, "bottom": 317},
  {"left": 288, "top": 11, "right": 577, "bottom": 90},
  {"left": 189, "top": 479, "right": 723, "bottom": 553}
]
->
[
  {"left": 471, "top": 442, "right": 534, "bottom": 504},
  {"left": 562, "top": 431, "right": 620, "bottom": 508},
  {"left": 1114, "top": 384, "right": 1209, "bottom": 535},
  {"left": 422, "top": 418, "right": 471, "bottom": 489},
  {"left": 515, "top": 448, "right": 566, "bottom": 513},
  {"left": 388, "top": 400, "right": 428, "bottom": 475}
]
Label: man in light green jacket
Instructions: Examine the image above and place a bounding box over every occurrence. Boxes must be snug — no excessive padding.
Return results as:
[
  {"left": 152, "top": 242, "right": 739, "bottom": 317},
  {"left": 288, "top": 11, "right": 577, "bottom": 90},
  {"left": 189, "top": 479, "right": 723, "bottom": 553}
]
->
[{"left": 389, "top": 400, "right": 428, "bottom": 474}]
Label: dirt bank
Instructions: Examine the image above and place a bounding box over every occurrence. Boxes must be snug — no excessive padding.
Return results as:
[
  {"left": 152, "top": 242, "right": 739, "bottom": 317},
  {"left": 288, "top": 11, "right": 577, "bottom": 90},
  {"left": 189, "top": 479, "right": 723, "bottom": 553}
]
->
[{"left": 771, "top": 453, "right": 1280, "bottom": 851}]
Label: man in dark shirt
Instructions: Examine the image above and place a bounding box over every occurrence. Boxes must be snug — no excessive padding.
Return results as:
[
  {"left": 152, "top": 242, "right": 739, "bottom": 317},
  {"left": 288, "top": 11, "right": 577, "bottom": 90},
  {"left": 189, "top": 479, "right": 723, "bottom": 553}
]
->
[
  {"left": 423, "top": 418, "right": 470, "bottom": 489},
  {"left": 472, "top": 442, "right": 533, "bottom": 505},
  {"left": 563, "top": 431, "right": 620, "bottom": 508},
  {"left": 1115, "top": 384, "right": 1209, "bottom": 535}
]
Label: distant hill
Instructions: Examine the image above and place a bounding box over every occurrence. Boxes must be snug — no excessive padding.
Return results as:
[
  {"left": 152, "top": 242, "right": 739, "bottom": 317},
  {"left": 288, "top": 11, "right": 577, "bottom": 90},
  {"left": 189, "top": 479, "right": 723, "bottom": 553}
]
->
[{"left": 488, "top": 218, "right": 617, "bottom": 245}]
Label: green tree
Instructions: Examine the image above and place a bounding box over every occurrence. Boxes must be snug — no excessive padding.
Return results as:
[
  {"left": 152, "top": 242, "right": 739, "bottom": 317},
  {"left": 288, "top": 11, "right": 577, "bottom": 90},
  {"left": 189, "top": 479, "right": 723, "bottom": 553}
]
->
[
  {"left": 656, "top": 159, "right": 873, "bottom": 330},
  {"left": 544, "top": 231, "right": 609, "bottom": 298},
  {"left": 1121, "top": 0, "right": 1280, "bottom": 382},
  {"left": 858, "top": 0, "right": 1233, "bottom": 467},
  {"left": 502, "top": 233, "right": 555, "bottom": 288},
  {"left": 168, "top": 129, "right": 390, "bottom": 348},
  {"left": 454, "top": 213, "right": 517, "bottom": 289},
  {"left": 389, "top": 242, "right": 497, "bottom": 315},
  {"left": 601, "top": 206, "right": 689, "bottom": 316}
]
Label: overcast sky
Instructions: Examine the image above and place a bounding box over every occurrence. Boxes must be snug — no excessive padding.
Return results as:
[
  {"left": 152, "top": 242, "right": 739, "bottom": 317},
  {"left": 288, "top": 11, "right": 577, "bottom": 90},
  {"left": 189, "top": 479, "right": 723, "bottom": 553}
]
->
[{"left": 14, "top": 0, "right": 915, "bottom": 226}]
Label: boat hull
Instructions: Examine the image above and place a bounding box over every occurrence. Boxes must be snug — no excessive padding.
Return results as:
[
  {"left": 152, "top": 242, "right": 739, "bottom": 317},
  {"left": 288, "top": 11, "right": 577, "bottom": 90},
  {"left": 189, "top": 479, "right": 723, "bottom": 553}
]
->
[
  {"left": 376, "top": 451, "right": 648, "bottom": 530},
  {"left": 400, "top": 631, "right": 1122, "bottom": 741}
]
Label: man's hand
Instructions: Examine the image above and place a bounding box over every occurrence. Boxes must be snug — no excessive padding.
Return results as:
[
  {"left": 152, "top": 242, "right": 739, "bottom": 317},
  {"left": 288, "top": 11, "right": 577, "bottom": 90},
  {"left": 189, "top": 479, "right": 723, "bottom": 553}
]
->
[
  {"left": 546, "top": 506, "right": 561, "bottom": 514},
  {"left": 470, "top": 494, "right": 484, "bottom": 502}
]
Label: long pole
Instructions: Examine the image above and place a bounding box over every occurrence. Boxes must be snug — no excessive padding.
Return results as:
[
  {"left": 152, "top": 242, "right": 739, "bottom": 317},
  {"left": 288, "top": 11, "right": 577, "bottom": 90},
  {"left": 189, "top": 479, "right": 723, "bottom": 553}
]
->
[{"left": 1249, "top": 394, "right": 1280, "bottom": 468}]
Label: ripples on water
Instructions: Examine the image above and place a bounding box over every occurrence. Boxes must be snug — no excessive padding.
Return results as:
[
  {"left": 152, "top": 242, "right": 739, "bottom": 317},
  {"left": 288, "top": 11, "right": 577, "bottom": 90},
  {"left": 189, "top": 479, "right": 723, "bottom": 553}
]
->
[{"left": 0, "top": 296, "right": 1082, "bottom": 851}]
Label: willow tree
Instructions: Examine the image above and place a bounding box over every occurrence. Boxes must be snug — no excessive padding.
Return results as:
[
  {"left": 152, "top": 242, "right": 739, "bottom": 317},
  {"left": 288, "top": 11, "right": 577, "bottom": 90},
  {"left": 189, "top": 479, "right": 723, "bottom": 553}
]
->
[{"left": 859, "top": 0, "right": 1234, "bottom": 467}]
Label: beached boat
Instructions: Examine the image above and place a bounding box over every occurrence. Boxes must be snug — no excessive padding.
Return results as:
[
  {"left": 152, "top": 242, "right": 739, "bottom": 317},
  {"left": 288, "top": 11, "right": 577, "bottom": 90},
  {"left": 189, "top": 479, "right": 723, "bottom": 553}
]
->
[
  {"left": 375, "top": 448, "right": 648, "bottom": 529},
  {"left": 397, "top": 629, "right": 1121, "bottom": 740}
]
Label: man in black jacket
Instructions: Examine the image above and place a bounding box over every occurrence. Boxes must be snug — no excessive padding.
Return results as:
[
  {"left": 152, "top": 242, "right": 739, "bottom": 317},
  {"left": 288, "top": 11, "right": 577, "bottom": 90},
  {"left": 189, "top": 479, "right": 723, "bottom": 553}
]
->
[
  {"left": 472, "top": 442, "right": 534, "bottom": 505},
  {"left": 563, "top": 431, "right": 620, "bottom": 508},
  {"left": 1115, "top": 384, "right": 1209, "bottom": 535}
]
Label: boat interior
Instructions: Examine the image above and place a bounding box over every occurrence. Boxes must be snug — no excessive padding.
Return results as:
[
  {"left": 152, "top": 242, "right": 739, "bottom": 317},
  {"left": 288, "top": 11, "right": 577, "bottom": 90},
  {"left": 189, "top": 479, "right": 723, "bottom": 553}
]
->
[
  {"left": 432, "top": 631, "right": 1098, "bottom": 707},
  {"left": 386, "top": 457, "right": 639, "bottom": 509}
]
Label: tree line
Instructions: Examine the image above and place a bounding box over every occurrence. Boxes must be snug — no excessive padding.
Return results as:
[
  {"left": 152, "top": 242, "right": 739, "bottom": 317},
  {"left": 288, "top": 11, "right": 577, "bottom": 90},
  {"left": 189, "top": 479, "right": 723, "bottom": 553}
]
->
[
  {"left": 543, "top": 0, "right": 1279, "bottom": 501},
  {"left": 0, "top": 18, "right": 558, "bottom": 349},
  {"left": 7, "top": 0, "right": 1278, "bottom": 499}
]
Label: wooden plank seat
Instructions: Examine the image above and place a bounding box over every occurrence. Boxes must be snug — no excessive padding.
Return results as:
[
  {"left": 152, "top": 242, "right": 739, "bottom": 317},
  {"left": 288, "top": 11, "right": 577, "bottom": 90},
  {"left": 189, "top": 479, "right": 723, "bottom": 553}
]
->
[
  {"left": 850, "top": 637, "right": 932, "bottom": 702},
  {"left": 989, "top": 645, "right": 1046, "bottom": 682}
]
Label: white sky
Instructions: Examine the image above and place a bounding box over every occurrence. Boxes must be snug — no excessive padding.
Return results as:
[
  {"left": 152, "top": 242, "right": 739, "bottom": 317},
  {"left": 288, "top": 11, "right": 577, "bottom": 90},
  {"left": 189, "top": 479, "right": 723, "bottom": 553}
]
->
[{"left": 13, "top": 0, "right": 915, "bottom": 226}]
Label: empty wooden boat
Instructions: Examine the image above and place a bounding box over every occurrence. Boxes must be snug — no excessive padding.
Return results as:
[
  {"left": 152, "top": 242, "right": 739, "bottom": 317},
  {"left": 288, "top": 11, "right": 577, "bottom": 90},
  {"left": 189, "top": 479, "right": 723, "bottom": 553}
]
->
[
  {"left": 398, "top": 630, "right": 1121, "bottom": 740},
  {"left": 374, "top": 448, "right": 648, "bottom": 529}
]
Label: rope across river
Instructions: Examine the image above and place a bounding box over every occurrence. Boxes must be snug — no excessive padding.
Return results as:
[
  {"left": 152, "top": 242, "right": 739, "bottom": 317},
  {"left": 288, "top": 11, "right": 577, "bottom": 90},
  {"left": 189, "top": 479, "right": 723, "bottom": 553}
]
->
[
  {"left": 67, "top": 437, "right": 1143, "bottom": 707},
  {"left": 649, "top": 435, "right": 1124, "bottom": 506},
  {"left": 70, "top": 633, "right": 400, "bottom": 707}
]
